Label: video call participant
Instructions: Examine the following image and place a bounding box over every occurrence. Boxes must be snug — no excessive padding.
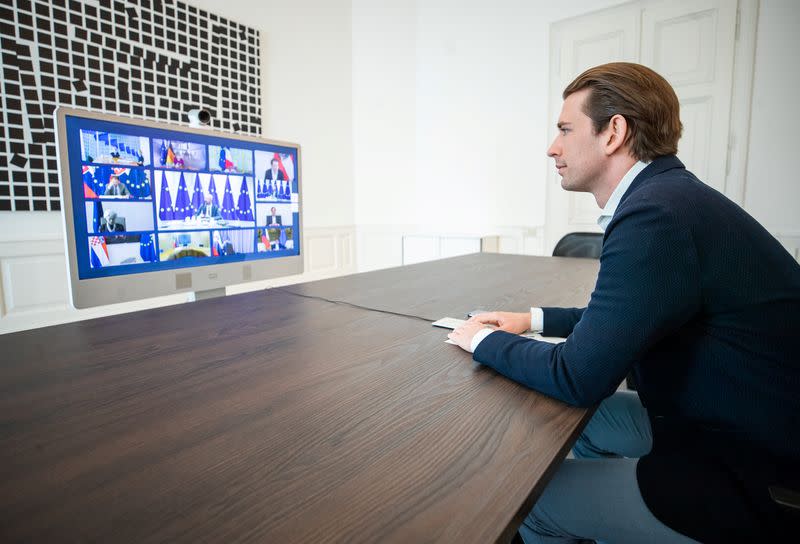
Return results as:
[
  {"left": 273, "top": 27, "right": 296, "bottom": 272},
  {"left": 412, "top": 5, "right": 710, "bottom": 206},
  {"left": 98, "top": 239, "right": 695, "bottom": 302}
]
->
[
  {"left": 99, "top": 210, "right": 125, "bottom": 232},
  {"left": 195, "top": 195, "right": 221, "bottom": 219},
  {"left": 104, "top": 175, "right": 131, "bottom": 197},
  {"left": 264, "top": 159, "right": 286, "bottom": 182},
  {"left": 447, "top": 62, "right": 800, "bottom": 543},
  {"left": 266, "top": 206, "right": 282, "bottom": 226}
]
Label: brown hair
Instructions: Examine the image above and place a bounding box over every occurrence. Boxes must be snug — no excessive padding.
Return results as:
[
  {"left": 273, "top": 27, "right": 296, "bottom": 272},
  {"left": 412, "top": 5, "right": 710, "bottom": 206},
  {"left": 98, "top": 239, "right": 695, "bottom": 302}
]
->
[{"left": 563, "top": 62, "right": 682, "bottom": 162}]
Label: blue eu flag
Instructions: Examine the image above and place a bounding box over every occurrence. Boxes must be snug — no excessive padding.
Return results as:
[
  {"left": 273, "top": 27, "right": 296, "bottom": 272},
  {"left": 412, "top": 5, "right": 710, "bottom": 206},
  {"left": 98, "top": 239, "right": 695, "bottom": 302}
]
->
[{"left": 140, "top": 234, "right": 156, "bottom": 262}]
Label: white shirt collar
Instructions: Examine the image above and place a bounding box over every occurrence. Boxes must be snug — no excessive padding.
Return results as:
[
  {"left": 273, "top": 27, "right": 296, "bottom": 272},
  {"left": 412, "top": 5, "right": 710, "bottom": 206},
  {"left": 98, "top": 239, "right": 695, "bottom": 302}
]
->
[{"left": 597, "top": 160, "right": 649, "bottom": 231}]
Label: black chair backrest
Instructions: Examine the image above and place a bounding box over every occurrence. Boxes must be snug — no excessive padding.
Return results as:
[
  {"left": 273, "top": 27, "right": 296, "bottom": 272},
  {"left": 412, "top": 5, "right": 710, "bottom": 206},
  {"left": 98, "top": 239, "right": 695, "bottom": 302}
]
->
[{"left": 552, "top": 232, "right": 603, "bottom": 259}]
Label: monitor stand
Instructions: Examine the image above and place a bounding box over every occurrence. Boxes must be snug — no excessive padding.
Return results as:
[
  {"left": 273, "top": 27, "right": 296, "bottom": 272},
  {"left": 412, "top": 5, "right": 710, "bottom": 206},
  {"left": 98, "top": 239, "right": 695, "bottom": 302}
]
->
[{"left": 189, "top": 288, "right": 226, "bottom": 302}]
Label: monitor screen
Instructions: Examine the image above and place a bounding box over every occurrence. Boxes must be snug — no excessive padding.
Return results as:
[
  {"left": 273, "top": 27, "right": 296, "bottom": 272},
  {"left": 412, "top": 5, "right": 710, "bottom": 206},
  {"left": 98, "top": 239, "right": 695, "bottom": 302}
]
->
[{"left": 56, "top": 107, "right": 303, "bottom": 308}]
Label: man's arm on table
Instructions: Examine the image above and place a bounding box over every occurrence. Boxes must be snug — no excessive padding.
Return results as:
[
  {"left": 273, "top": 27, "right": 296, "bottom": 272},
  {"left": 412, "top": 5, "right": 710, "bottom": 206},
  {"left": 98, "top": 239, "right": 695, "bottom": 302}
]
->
[{"left": 450, "top": 201, "right": 701, "bottom": 407}]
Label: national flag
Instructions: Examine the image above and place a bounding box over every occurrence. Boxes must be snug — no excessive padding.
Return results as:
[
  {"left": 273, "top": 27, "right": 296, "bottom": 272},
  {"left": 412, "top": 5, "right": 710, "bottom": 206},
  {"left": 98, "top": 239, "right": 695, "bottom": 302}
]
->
[
  {"left": 260, "top": 233, "right": 270, "bottom": 250},
  {"left": 190, "top": 174, "right": 204, "bottom": 214},
  {"left": 280, "top": 153, "right": 295, "bottom": 181},
  {"left": 158, "top": 171, "right": 175, "bottom": 220},
  {"left": 220, "top": 176, "right": 236, "bottom": 220},
  {"left": 89, "top": 236, "right": 109, "bottom": 268},
  {"left": 139, "top": 234, "right": 156, "bottom": 262},
  {"left": 273, "top": 152, "right": 291, "bottom": 182},
  {"left": 236, "top": 176, "right": 254, "bottom": 221},
  {"left": 84, "top": 181, "right": 98, "bottom": 199},
  {"left": 166, "top": 143, "right": 176, "bottom": 167},
  {"left": 219, "top": 148, "right": 235, "bottom": 171},
  {"left": 208, "top": 175, "right": 220, "bottom": 208},
  {"left": 212, "top": 231, "right": 224, "bottom": 256},
  {"left": 173, "top": 172, "right": 192, "bottom": 219},
  {"left": 283, "top": 180, "right": 291, "bottom": 199},
  {"left": 159, "top": 141, "right": 167, "bottom": 165},
  {"left": 267, "top": 180, "right": 274, "bottom": 197},
  {"left": 82, "top": 165, "right": 94, "bottom": 192}
]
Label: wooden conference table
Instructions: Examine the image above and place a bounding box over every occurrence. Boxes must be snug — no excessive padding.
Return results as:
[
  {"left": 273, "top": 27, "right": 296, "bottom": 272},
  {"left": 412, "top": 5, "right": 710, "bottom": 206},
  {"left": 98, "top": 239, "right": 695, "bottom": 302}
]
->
[{"left": 0, "top": 253, "right": 599, "bottom": 543}]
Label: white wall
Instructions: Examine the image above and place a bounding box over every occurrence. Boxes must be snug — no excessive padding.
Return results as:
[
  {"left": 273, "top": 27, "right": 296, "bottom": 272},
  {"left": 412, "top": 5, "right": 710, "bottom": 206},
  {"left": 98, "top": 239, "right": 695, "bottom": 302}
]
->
[
  {"left": 352, "top": 0, "right": 629, "bottom": 231},
  {"left": 188, "top": 0, "right": 355, "bottom": 228},
  {"left": 744, "top": 0, "right": 800, "bottom": 241}
]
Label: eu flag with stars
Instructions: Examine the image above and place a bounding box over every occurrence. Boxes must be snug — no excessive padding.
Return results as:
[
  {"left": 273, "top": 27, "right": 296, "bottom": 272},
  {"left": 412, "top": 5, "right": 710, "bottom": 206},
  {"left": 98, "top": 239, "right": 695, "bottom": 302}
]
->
[
  {"left": 221, "top": 176, "right": 236, "bottom": 220},
  {"left": 139, "top": 234, "right": 156, "bottom": 262},
  {"left": 191, "top": 174, "right": 204, "bottom": 215},
  {"left": 173, "top": 172, "right": 192, "bottom": 220},
  {"left": 236, "top": 177, "right": 254, "bottom": 221},
  {"left": 158, "top": 171, "right": 175, "bottom": 220}
]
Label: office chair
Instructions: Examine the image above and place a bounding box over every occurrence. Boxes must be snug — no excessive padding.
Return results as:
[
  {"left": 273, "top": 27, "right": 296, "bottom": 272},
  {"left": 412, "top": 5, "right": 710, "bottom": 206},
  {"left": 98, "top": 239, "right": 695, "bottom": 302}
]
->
[
  {"left": 552, "top": 232, "right": 603, "bottom": 259},
  {"left": 552, "top": 232, "right": 638, "bottom": 390}
]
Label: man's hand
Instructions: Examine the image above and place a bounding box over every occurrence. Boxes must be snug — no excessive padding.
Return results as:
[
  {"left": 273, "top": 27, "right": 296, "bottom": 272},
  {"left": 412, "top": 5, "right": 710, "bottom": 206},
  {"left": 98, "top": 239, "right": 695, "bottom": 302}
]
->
[
  {"left": 447, "top": 321, "right": 490, "bottom": 352},
  {"left": 469, "top": 311, "right": 530, "bottom": 334}
]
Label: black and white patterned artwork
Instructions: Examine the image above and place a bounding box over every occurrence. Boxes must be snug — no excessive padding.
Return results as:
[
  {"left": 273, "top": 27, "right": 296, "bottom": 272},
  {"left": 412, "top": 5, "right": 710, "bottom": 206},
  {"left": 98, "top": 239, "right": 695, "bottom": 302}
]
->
[{"left": 0, "top": 0, "right": 261, "bottom": 211}]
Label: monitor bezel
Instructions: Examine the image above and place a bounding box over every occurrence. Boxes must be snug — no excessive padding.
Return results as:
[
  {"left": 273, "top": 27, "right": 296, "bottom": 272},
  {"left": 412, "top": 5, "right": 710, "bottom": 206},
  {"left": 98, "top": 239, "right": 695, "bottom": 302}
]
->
[{"left": 55, "top": 106, "right": 303, "bottom": 309}]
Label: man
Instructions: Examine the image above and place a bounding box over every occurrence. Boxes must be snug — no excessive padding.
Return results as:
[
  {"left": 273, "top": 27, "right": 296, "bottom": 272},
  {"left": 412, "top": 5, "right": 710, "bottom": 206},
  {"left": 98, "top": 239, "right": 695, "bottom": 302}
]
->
[
  {"left": 266, "top": 206, "right": 282, "bottom": 226},
  {"left": 103, "top": 175, "right": 131, "bottom": 197},
  {"left": 195, "top": 194, "right": 220, "bottom": 219},
  {"left": 448, "top": 63, "right": 799, "bottom": 543},
  {"left": 99, "top": 210, "right": 124, "bottom": 232},
  {"left": 264, "top": 158, "right": 286, "bottom": 183}
]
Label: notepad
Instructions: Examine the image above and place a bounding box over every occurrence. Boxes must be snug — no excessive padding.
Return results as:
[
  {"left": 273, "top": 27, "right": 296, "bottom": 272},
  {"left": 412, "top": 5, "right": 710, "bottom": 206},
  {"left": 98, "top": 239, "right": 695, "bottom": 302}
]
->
[{"left": 431, "top": 317, "right": 466, "bottom": 329}]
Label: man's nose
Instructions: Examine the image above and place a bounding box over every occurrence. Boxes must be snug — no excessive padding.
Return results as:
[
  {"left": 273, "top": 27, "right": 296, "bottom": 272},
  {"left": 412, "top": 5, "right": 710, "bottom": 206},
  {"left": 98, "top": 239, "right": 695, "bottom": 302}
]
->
[{"left": 547, "top": 139, "right": 560, "bottom": 157}]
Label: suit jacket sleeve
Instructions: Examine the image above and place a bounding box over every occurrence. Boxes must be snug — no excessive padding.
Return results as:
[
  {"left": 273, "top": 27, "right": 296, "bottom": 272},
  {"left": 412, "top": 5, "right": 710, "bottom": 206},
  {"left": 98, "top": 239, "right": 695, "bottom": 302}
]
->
[
  {"left": 541, "top": 307, "right": 586, "bottom": 337},
  {"left": 473, "top": 199, "right": 701, "bottom": 407}
]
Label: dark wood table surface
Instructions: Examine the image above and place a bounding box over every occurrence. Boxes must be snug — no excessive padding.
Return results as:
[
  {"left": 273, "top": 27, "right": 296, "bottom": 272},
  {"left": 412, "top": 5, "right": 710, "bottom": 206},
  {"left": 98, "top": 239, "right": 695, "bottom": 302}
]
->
[{"left": 0, "top": 253, "right": 599, "bottom": 543}]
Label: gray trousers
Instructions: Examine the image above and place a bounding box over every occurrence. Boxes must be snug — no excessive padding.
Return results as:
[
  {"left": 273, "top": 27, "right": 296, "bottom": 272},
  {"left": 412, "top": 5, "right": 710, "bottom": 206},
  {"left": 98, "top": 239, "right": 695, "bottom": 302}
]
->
[{"left": 518, "top": 391, "right": 700, "bottom": 544}]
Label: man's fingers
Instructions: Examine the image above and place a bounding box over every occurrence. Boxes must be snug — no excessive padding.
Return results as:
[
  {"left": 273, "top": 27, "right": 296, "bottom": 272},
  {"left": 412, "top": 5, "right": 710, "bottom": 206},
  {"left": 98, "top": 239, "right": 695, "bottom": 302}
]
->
[{"left": 471, "top": 313, "right": 499, "bottom": 325}]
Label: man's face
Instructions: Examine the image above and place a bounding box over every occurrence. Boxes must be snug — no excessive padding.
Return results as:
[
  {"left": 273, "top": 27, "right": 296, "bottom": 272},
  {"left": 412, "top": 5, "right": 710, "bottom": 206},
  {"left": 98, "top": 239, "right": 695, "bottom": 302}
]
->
[
  {"left": 109, "top": 177, "right": 119, "bottom": 185},
  {"left": 271, "top": 207, "right": 277, "bottom": 215},
  {"left": 547, "top": 88, "right": 608, "bottom": 193},
  {"left": 271, "top": 160, "right": 278, "bottom": 170},
  {"left": 205, "top": 195, "right": 212, "bottom": 204}
]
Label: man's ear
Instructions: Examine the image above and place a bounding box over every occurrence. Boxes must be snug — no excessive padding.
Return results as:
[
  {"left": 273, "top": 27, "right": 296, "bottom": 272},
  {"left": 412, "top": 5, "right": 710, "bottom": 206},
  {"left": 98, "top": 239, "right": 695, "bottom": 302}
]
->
[{"left": 603, "top": 114, "right": 629, "bottom": 156}]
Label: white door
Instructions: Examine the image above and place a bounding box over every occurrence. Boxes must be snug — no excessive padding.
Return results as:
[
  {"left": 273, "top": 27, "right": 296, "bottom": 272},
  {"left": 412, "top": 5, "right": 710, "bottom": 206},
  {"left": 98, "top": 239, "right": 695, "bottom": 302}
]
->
[
  {"left": 641, "top": 0, "right": 738, "bottom": 192},
  {"left": 544, "top": 0, "right": 747, "bottom": 253}
]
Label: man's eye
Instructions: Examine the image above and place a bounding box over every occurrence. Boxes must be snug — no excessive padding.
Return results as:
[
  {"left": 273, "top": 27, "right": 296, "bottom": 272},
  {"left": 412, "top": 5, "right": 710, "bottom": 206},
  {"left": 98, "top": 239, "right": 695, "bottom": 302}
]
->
[{"left": 560, "top": 128, "right": 569, "bottom": 135}]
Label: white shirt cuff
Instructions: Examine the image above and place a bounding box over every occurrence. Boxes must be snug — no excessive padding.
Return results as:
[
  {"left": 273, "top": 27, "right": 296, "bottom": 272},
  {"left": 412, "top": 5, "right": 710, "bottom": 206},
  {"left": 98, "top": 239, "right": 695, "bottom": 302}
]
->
[
  {"left": 469, "top": 328, "right": 495, "bottom": 353},
  {"left": 531, "top": 307, "right": 544, "bottom": 333}
]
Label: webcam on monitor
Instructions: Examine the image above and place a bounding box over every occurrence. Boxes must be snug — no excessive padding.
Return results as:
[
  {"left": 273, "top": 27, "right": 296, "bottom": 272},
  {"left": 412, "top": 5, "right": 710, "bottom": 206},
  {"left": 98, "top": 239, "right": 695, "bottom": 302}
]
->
[{"left": 187, "top": 108, "right": 212, "bottom": 127}]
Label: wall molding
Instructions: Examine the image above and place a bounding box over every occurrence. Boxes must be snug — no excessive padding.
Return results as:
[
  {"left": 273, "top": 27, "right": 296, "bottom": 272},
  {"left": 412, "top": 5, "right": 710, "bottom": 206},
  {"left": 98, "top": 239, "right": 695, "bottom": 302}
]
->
[{"left": 356, "top": 224, "right": 546, "bottom": 272}]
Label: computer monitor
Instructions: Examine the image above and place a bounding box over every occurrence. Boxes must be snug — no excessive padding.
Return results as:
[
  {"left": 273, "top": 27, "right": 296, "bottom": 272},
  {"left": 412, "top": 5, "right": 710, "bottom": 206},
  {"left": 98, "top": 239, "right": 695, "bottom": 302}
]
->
[{"left": 55, "top": 107, "right": 303, "bottom": 309}]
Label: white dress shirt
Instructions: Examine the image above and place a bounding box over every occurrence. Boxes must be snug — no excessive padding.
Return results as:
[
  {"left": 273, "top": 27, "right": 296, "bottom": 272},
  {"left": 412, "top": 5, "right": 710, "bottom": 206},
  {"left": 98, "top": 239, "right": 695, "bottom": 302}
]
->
[{"left": 467, "top": 160, "right": 649, "bottom": 353}]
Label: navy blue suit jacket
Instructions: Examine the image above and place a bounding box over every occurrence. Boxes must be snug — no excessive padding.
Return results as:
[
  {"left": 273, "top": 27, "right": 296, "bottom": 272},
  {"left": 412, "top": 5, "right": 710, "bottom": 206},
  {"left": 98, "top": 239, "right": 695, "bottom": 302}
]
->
[{"left": 474, "top": 156, "right": 800, "bottom": 542}]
